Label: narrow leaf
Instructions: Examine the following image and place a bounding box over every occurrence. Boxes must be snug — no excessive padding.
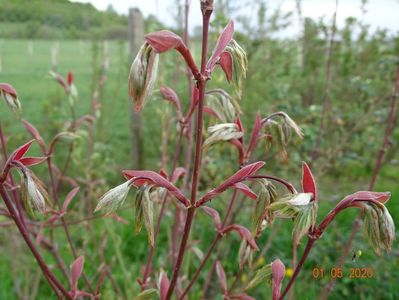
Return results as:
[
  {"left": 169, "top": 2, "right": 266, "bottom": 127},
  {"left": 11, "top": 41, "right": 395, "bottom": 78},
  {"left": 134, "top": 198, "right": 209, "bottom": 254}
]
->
[
  {"left": 123, "top": 170, "right": 189, "bottom": 207},
  {"left": 0, "top": 83, "right": 17, "bottom": 98},
  {"left": 222, "top": 224, "right": 259, "bottom": 250},
  {"left": 142, "top": 187, "right": 155, "bottom": 247},
  {"left": 246, "top": 263, "right": 272, "bottom": 290},
  {"left": 219, "top": 51, "right": 233, "bottom": 82},
  {"left": 134, "top": 289, "right": 158, "bottom": 300},
  {"left": 302, "top": 162, "right": 317, "bottom": 201},
  {"left": 11, "top": 139, "right": 34, "bottom": 160},
  {"left": 145, "top": 30, "right": 183, "bottom": 53},
  {"left": 216, "top": 261, "right": 228, "bottom": 294},
  {"left": 207, "top": 21, "right": 234, "bottom": 71},
  {"left": 71, "top": 256, "right": 85, "bottom": 293},
  {"left": 22, "top": 120, "right": 46, "bottom": 151},
  {"left": 197, "top": 161, "right": 265, "bottom": 206},
  {"left": 170, "top": 167, "right": 186, "bottom": 183},
  {"left": 62, "top": 186, "right": 80, "bottom": 213},
  {"left": 271, "top": 259, "right": 285, "bottom": 300},
  {"left": 67, "top": 71, "right": 74, "bottom": 86},
  {"left": 158, "top": 271, "right": 169, "bottom": 300},
  {"left": 201, "top": 206, "right": 222, "bottom": 230},
  {"left": 246, "top": 113, "right": 261, "bottom": 159},
  {"left": 233, "top": 182, "right": 257, "bottom": 200},
  {"left": 19, "top": 156, "right": 47, "bottom": 167}
]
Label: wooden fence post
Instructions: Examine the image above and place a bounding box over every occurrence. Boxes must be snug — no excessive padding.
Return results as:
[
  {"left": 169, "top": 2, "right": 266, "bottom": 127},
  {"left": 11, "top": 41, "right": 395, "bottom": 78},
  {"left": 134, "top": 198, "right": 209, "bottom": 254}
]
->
[{"left": 128, "top": 8, "right": 145, "bottom": 169}]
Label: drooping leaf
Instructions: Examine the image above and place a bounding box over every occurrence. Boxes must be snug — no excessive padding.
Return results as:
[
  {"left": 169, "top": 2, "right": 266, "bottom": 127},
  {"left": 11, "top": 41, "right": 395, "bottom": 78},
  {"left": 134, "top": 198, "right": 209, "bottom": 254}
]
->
[
  {"left": 216, "top": 261, "right": 228, "bottom": 294},
  {"left": 145, "top": 30, "right": 184, "bottom": 53},
  {"left": 201, "top": 206, "right": 222, "bottom": 230},
  {"left": 22, "top": 120, "right": 46, "bottom": 151},
  {"left": 160, "top": 86, "right": 182, "bottom": 118},
  {"left": 128, "top": 43, "right": 159, "bottom": 112},
  {"left": 0, "top": 83, "right": 17, "bottom": 97},
  {"left": 246, "top": 263, "right": 272, "bottom": 290},
  {"left": 221, "top": 224, "right": 259, "bottom": 250},
  {"left": 233, "top": 182, "right": 257, "bottom": 200},
  {"left": 123, "top": 170, "right": 189, "bottom": 207},
  {"left": 292, "top": 202, "right": 318, "bottom": 245},
  {"left": 197, "top": 161, "right": 265, "bottom": 206},
  {"left": 142, "top": 186, "right": 155, "bottom": 247},
  {"left": 202, "top": 123, "right": 243, "bottom": 150}
]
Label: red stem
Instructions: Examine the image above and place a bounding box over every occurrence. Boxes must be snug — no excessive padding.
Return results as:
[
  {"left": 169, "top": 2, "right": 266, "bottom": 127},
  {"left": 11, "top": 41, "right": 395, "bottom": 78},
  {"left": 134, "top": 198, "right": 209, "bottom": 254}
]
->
[
  {"left": 180, "top": 189, "right": 239, "bottom": 298},
  {"left": 165, "top": 6, "right": 213, "bottom": 299},
  {"left": 279, "top": 239, "right": 315, "bottom": 300},
  {"left": 0, "top": 184, "right": 73, "bottom": 299}
]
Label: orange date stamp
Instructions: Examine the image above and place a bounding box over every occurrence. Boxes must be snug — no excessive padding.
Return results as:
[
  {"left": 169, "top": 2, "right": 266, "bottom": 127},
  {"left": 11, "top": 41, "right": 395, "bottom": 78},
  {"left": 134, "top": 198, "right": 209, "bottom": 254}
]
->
[{"left": 312, "top": 267, "right": 374, "bottom": 279}]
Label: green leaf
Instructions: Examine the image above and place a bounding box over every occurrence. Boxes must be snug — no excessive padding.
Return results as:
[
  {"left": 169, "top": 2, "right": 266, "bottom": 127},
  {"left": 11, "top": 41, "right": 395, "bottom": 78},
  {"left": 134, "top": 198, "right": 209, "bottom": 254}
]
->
[
  {"left": 142, "top": 186, "right": 155, "bottom": 247},
  {"left": 246, "top": 263, "right": 272, "bottom": 290},
  {"left": 134, "top": 288, "right": 158, "bottom": 300}
]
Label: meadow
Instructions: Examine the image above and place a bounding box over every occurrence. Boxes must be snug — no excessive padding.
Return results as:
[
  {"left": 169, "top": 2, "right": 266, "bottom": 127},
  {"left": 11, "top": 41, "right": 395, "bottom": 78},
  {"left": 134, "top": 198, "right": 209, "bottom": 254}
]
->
[{"left": 0, "top": 14, "right": 398, "bottom": 300}]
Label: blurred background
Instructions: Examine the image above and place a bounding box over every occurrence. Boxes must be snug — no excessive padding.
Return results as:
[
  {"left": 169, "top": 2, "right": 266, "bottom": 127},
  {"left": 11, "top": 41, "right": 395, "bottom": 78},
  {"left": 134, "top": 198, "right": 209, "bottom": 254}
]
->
[{"left": 0, "top": 0, "right": 398, "bottom": 299}]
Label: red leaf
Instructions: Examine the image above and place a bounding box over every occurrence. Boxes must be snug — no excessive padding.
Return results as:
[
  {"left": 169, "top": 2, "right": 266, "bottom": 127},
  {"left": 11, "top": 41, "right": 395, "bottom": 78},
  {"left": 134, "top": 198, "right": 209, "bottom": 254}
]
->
[
  {"left": 159, "top": 271, "right": 170, "bottom": 300},
  {"left": 19, "top": 156, "right": 47, "bottom": 167},
  {"left": 0, "top": 83, "right": 17, "bottom": 98},
  {"left": 145, "top": 30, "right": 184, "bottom": 53},
  {"left": 51, "top": 72, "right": 67, "bottom": 92},
  {"left": 246, "top": 113, "right": 261, "bottom": 160},
  {"left": 159, "top": 169, "right": 169, "bottom": 179},
  {"left": 201, "top": 206, "right": 222, "bottom": 230},
  {"left": 160, "top": 86, "right": 179, "bottom": 104},
  {"left": 219, "top": 51, "right": 233, "bottom": 82},
  {"left": 230, "top": 294, "right": 256, "bottom": 300},
  {"left": 71, "top": 256, "right": 84, "bottom": 293},
  {"left": 22, "top": 120, "right": 46, "bottom": 151},
  {"left": 216, "top": 261, "right": 228, "bottom": 294},
  {"left": 160, "top": 86, "right": 182, "bottom": 117},
  {"left": 11, "top": 140, "right": 34, "bottom": 161},
  {"left": 229, "top": 139, "right": 245, "bottom": 165},
  {"left": 204, "top": 106, "right": 221, "bottom": 119},
  {"left": 170, "top": 167, "right": 186, "bottom": 183},
  {"left": 122, "top": 170, "right": 190, "bottom": 207},
  {"left": 62, "top": 187, "right": 80, "bottom": 213},
  {"left": 221, "top": 224, "right": 259, "bottom": 250},
  {"left": 207, "top": 21, "right": 234, "bottom": 72},
  {"left": 271, "top": 259, "right": 285, "bottom": 300},
  {"left": 302, "top": 162, "right": 317, "bottom": 201},
  {"left": 109, "top": 214, "right": 129, "bottom": 225},
  {"left": 340, "top": 191, "right": 391, "bottom": 209},
  {"left": 233, "top": 182, "right": 257, "bottom": 200},
  {"left": 197, "top": 161, "right": 265, "bottom": 206},
  {"left": 95, "top": 269, "right": 107, "bottom": 296},
  {"left": 67, "top": 71, "right": 74, "bottom": 86},
  {"left": 235, "top": 117, "right": 244, "bottom": 144}
]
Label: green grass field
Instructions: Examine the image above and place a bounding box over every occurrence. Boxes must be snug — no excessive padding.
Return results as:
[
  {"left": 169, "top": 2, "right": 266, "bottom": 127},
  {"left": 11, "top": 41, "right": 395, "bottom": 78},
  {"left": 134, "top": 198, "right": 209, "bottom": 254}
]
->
[{"left": 0, "top": 38, "right": 398, "bottom": 299}]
